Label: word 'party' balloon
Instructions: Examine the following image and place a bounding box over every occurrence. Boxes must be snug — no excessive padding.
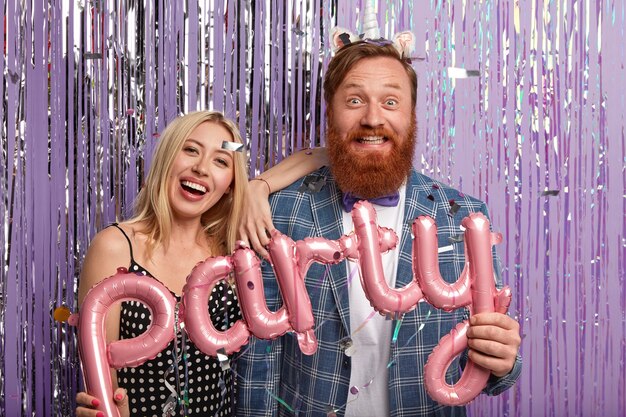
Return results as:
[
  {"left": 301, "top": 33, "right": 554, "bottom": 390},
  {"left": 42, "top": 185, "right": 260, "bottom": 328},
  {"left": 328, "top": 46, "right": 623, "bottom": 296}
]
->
[{"left": 75, "top": 201, "right": 511, "bottom": 415}]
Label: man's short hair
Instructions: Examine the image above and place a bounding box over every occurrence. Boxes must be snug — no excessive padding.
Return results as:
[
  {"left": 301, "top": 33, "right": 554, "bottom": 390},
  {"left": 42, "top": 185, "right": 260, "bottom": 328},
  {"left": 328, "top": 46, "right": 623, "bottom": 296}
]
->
[{"left": 323, "top": 40, "right": 418, "bottom": 110}]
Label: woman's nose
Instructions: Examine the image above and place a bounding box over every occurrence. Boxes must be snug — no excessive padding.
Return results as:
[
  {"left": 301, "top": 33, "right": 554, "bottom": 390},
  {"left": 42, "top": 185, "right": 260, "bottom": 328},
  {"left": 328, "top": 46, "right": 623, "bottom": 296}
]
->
[{"left": 192, "top": 162, "right": 208, "bottom": 176}]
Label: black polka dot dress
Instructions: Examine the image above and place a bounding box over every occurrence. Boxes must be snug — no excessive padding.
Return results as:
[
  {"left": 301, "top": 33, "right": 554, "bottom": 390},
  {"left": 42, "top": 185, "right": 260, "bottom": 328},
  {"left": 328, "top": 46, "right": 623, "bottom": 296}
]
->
[{"left": 112, "top": 224, "right": 240, "bottom": 417}]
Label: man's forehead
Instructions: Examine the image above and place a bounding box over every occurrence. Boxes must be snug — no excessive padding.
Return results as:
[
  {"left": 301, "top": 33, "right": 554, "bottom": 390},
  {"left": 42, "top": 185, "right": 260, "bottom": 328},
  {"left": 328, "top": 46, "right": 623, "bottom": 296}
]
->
[{"left": 339, "top": 58, "right": 411, "bottom": 90}]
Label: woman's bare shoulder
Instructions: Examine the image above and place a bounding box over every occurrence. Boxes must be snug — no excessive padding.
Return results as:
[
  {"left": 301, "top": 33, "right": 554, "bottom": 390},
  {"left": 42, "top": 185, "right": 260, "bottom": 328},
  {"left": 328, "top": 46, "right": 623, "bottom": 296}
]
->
[{"left": 78, "top": 225, "right": 134, "bottom": 304}]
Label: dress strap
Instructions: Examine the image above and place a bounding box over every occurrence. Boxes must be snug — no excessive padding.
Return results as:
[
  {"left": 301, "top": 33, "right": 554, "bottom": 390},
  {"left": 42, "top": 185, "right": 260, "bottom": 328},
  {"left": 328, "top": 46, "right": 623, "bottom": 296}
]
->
[{"left": 109, "top": 223, "right": 135, "bottom": 262}]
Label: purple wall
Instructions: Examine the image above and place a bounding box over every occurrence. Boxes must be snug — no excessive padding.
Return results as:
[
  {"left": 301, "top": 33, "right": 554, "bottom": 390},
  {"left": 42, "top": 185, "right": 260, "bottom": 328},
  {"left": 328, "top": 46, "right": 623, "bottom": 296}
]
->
[{"left": 0, "top": 1, "right": 624, "bottom": 416}]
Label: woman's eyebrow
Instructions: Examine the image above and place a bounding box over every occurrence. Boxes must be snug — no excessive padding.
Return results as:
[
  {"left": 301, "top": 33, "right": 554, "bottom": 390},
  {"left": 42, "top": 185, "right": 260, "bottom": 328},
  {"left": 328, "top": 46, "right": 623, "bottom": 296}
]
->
[{"left": 185, "top": 138, "right": 205, "bottom": 148}]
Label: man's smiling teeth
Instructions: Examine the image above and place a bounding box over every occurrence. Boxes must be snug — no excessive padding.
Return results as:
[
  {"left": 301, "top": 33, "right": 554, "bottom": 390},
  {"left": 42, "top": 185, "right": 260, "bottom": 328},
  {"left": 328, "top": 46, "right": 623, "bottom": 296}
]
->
[
  {"left": 181, "top": 180, "right": 206, "bottom": 193},
  {"left": 358, "top": 136, "right": 385, "bottom": 144}
]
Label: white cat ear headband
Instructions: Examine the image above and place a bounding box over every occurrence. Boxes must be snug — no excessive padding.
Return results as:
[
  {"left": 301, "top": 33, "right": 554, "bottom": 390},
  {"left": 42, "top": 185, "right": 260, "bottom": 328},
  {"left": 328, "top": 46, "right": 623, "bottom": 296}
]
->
[{"left": 329, "top": 0, "right": 416, "bottom": 58}]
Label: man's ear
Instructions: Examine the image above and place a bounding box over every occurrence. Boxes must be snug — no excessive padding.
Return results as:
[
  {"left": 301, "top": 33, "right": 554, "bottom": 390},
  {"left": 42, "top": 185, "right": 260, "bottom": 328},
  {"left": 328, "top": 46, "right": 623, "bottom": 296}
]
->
[
  {"left": 330, "top": 27, "right": 359, "bottom": 54},
  {"left": 392, "top": 31, "right": 416, "bottom": 57}
]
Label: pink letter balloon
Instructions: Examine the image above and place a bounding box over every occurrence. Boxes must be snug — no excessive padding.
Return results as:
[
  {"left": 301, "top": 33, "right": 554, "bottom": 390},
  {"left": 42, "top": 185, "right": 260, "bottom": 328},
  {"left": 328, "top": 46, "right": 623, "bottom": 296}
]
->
[
  {"left": 180, "top": 255, "right": 250, "bottom": 356},
  {"left": 415, "top": 212, "right": 512, "bottom": 405},
  {"left": 346, "top": 201, "right": 423, "bottom": 315},
  {"left": 77, "top": 268, "right": 176, "bottom": 417}
]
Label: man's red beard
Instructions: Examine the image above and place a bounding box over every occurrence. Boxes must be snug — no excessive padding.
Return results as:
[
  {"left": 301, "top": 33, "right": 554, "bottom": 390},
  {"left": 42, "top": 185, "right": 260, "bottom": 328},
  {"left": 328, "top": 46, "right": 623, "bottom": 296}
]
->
[{"left": 326, "top": 114, "right": 417, "bottom": 199}]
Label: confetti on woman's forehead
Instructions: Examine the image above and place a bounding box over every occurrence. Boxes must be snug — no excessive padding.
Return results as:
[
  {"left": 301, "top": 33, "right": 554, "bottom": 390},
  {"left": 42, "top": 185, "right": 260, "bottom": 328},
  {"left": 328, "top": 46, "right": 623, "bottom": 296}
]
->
[{"left": 221, "top": 141, "right": 244, "bottom": 152}]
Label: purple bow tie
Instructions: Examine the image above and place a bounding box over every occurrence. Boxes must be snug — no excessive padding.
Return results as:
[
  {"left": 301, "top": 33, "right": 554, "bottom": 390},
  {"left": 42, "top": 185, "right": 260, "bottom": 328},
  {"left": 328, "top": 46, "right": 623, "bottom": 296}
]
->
[{"left": 341, "top": 192, "right": 400, "bottom": 212}]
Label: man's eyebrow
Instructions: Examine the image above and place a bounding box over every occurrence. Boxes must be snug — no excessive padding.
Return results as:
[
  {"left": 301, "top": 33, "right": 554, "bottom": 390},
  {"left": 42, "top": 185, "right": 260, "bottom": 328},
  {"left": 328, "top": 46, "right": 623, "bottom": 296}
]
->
[
  {"left": 382, "top": 82, "right": 403, "bottom": 90},
  {"left": 343, "top": 82, "right": 364, "bottom": 90},
  {"left": 343, "top": 81, "right": 403, "bottom": 90}
]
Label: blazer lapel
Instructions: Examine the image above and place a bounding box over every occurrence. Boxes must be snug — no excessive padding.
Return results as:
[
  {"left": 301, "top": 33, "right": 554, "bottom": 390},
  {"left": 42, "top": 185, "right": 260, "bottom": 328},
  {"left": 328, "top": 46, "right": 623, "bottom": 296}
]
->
[
  {"left": 396, "top": 170, "right": 435, "bottom": 287},
  {"left": 308, "top": 169, "right": 352, "bottom": 334}
]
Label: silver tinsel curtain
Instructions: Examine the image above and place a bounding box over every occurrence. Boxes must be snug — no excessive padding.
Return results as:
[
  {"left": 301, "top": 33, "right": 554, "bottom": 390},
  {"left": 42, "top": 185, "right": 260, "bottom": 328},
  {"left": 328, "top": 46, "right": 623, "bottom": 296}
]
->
[{"left": 1, "top": 1, "right": 624, "bottom": 416}]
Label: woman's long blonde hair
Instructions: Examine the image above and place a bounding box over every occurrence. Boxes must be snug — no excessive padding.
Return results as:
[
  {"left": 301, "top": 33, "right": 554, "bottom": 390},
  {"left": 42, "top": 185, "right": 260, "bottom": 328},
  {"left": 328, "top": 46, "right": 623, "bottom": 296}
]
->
[{"left": 129, "top": 111, "right": 248, "bottom": 256}]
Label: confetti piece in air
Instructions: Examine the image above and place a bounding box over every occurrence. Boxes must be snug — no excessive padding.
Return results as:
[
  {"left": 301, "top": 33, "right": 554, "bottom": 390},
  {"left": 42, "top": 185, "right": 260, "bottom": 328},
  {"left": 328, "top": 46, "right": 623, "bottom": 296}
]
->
[
  {"left": 339, "top": 336, "right": 353, "bottom": 350},
  {"left": 392, "top": 319, "right": 403, "bottom": 343},
  {"left": 53, "top": 306, "right": 72, "bottom": 323},
  {"left": 221, "top": 141, "right": 244, "bottom": 152},
  {"left": 449, "top": 234, "right": 464, "bottom": 243},
  {"left": 541, "top": 189, "right": 560, "bottom": 196},
  {"left": 352, "top": 310, "right": 377, "bottom": 335},
  {"left": 362, "top": 378, "right": 375, "bottom": 388},
  {"left": 162, "top": 394, "right": 177, "bottom": 416},
  {"left": 438, "top": 244, "right": 454, "bottom": 253},
  {"left": 298, "top": 174, "right": 327, "bottom": 193},
  {"left": 84, "top": 52, "right": 103, "bottom": 59},
  {"left": 325, "top": 405, "right": 339, "bottom": 417},
  {"left": 448, "top": 202, "right": 461, "bottom": 216},
  {"left": 218, "top": 377, "right": 227, "bottom": 395},
  {"left": 8, "top": 70, "right": 20, "bottom": 83},
  {"left": 385, "top": 311, "right": 403, "bottom": 321},
  {"left": 447, "top": 67, "right": 480, "bottom": 78},
  {"left": 266, "top": 390, "right": 295, "bottom": 413},
  {"left": 339, "top": 337, "right": 357, "bottom": 357},
  {"left": 216, "top": 348, "right": 231, "bottom": 371},
  {"left": 344, "top": 345, "right": 357, "bottom": 357}
]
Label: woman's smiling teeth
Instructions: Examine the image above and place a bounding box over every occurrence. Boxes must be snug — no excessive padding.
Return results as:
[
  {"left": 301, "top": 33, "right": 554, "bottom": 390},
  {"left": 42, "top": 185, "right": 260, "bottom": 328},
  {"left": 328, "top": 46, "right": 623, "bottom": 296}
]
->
[
  {"left": 357, "top": 136, "right": 385, "bottom": 144},
  {"left": 181, "top": 180, "right": 207, "bottom": 195}
]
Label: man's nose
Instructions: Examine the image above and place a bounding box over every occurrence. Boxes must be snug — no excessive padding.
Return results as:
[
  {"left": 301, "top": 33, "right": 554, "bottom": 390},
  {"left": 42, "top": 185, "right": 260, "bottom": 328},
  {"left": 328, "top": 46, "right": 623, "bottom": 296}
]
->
[{"left": 360, "top": 105, "right": 385, "bottom": 128}]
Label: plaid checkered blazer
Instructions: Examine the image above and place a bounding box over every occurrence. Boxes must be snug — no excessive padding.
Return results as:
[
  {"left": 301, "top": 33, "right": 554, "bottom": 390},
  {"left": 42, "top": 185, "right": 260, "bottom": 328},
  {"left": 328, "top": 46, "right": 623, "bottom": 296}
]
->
[{"left": 235, "top": 167, "right": 521, "bottom": 417}]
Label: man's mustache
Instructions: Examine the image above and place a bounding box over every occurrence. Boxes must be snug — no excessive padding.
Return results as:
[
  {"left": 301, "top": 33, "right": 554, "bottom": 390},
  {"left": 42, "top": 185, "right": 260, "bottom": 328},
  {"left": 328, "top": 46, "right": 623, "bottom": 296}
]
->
[{"left": 346, "top": 128, "right": 398, "bottom": 142}]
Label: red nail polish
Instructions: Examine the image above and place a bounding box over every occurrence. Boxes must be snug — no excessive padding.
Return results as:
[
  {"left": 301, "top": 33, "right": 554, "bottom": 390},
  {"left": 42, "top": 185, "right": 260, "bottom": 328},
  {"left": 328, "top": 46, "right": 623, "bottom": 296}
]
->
[
  {"left": 115, "top": 393, "right": 123, "bottom": 401},
  {"left": 96, "top": 412, "right": 105, "bottom": 417},
  {"left": 91, "top": 398, "right": 100, "bottom": 407}
]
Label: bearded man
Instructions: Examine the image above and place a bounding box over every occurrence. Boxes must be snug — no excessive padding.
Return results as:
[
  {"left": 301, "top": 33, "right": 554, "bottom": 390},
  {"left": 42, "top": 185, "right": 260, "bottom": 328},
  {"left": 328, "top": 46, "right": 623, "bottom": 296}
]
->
[{"left": 236, "top": 39, "right": 522, "bottom": 417}]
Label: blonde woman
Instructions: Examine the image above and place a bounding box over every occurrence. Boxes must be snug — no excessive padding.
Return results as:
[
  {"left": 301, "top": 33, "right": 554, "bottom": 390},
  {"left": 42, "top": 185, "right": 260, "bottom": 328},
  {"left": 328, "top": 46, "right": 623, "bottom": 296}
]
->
[{"left": 76, "top": 111, "right": 327, "bottom": 417}]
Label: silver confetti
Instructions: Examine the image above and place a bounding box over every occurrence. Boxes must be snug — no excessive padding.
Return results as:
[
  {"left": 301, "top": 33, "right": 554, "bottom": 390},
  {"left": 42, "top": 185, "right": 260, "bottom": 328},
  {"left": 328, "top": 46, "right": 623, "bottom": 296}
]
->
[
  {"left": 298, "top": 174, "right": 327, "bottom": 193},
  {"left": 541, "top": 189, "right": 560, "bottom": 196},
  {"left": 448, "top": 234, "right": 464, "bottom": 243},
  {"left": 221, "top": 141, "right": 244, "bottom": 152},
  {"left": 84, "top": 52, "right": 103, "bottom": 59},
  {"left": 216, "top": 347, "right": 231, "bottom": 371},
  {"left": 447, "top": 67, "right": 480, "bottom": 78},
  {"left": 438, "top": 244, "right": 454, "bottom": 253}
]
